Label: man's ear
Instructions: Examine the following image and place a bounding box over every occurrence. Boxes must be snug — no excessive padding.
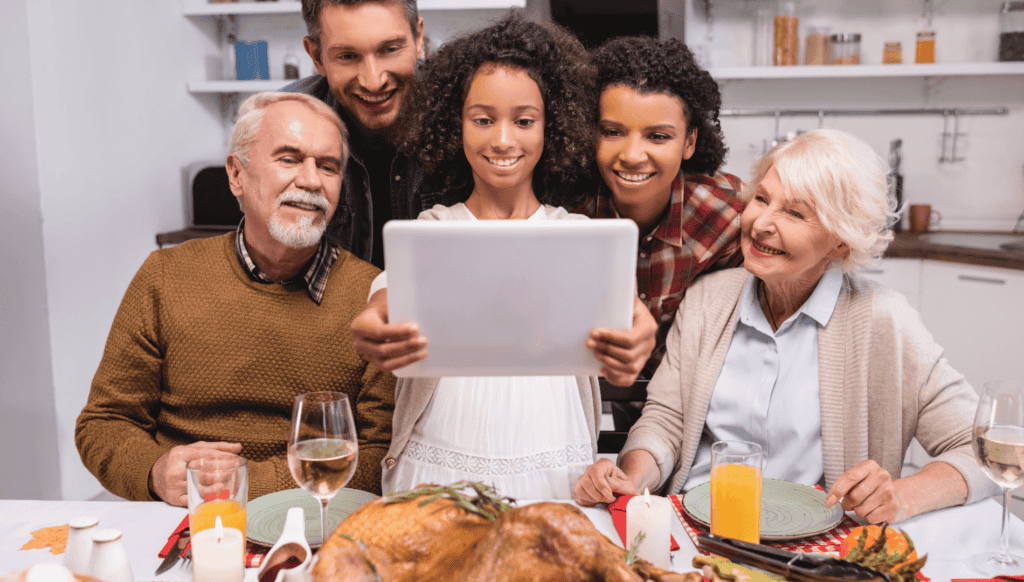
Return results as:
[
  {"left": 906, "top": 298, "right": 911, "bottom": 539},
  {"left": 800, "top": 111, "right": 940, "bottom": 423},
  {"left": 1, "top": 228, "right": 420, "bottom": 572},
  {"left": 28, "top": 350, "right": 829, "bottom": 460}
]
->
[
  {"left": 225, "top": 154, "right": 247, "bottom": 208},
  {"left": 414, "top": 17, "right": 425, "bottom": 59},
  {"left": 303, "top": 36, "right": 326, "bottom": 76}
]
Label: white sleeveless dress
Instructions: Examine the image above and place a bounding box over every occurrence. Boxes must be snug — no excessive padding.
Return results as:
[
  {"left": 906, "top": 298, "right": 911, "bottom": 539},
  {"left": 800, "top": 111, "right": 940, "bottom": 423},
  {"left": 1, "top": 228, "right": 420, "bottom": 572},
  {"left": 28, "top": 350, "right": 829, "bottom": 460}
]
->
[{"left": 383, "top": 206, "right": 595, "bottom": 500}]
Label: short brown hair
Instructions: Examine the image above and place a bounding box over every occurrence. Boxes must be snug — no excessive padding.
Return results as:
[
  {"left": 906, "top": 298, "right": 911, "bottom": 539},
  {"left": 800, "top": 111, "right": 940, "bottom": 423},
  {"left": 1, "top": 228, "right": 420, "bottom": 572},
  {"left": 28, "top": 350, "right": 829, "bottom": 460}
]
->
[{"left": 301, "top": 0, "right": 419, "bottom": 48}]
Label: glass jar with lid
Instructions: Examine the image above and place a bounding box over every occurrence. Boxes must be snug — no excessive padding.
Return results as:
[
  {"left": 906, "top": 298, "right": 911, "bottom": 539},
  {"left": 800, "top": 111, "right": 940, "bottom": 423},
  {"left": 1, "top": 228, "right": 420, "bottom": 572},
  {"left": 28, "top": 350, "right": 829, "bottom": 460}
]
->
[
  {"left": 1000, "top": 1, "right": 1024, "bottom": 61},
  {"left": 829, "top": 33, "right": 861, "bottom": 65}
]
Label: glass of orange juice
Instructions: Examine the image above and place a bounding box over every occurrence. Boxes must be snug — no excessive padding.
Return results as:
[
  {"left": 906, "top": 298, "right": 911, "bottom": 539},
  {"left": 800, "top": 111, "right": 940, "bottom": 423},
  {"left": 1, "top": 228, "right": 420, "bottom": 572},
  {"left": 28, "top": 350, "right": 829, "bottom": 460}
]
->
[
  {"left": 186, "top": 453, "right": 248, "bottom": 539},
  {"left": 710, "top": 440, "right": 762, "bottom": 544}
]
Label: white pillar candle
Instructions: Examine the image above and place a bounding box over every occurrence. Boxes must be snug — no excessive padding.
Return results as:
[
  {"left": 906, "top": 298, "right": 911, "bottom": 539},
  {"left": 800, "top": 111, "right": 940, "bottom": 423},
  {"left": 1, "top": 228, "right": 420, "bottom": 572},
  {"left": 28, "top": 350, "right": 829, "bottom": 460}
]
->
[
  {"left": 625, "top": 488, "right": 672, "bottom": 569},
  {"left": 192, "top": 516, "right": 245, "bottom": 582}
]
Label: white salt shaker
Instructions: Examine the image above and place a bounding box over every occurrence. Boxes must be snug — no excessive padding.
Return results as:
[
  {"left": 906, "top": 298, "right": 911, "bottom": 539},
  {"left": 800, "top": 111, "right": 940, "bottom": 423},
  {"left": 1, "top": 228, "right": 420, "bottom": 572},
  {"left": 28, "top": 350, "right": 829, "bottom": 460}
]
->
[
  {"left": 62, "top": 515, "right": 99, "bottom": 574},
  {"left": 87, "top": 529, "right": 134, "bottom": 582}
]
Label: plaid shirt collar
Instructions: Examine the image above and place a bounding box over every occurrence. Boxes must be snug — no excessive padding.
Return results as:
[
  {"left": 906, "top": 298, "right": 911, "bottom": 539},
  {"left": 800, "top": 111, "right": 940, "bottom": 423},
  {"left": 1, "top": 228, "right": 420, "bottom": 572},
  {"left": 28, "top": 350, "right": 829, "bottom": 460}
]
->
[
  {"left": 234, "top": 218, "right": 339, "bottom": 305},
  {"left": 592, "top": 172, "right": 723, "bottom": 262}
]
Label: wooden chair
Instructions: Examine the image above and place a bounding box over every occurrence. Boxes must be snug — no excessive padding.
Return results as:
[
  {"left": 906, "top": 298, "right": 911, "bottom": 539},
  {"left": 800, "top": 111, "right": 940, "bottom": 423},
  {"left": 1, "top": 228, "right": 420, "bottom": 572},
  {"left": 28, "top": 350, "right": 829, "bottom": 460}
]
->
[{"left": 597, "top": 378, "right": 649, "bottom": 454}]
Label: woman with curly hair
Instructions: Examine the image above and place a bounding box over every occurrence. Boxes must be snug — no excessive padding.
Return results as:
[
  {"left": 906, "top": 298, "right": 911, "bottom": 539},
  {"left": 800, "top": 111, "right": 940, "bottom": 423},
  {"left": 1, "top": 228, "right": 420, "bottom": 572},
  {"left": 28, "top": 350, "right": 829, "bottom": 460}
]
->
[
  {"left": 578, "top": 37, "right": 747, "bottom": 380},
  {"left": 350, "top": 12, "right": 656, "bottom": 499}
]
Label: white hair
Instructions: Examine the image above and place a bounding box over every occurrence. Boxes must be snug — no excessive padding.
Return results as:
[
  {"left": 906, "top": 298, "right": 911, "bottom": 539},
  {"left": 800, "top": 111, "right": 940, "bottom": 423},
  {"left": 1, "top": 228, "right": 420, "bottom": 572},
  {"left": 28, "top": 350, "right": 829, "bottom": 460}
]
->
[
  {"left": 744, "top": 128, "right": 897, "bottom": 273},
  {"left": 229, "top": 91, "right": 349, "bottom": 169}
]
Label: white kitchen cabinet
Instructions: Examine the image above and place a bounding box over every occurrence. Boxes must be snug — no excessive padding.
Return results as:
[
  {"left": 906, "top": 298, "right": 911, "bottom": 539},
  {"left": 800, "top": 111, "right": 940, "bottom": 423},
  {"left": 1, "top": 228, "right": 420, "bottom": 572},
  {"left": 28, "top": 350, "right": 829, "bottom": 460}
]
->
[
  {"left": 919, "top": 260, "right": 1024, "bottom": 393},
  {"left": 857, "top": 258, "right": 922, "bottom": 311}
]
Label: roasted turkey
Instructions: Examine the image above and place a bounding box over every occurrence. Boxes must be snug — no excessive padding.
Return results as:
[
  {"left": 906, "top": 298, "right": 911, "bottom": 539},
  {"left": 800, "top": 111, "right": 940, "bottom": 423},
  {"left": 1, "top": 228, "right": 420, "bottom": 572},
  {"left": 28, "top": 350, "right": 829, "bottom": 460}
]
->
[{"left": 311, "top": 483, "right": 698, "bottom": 582}]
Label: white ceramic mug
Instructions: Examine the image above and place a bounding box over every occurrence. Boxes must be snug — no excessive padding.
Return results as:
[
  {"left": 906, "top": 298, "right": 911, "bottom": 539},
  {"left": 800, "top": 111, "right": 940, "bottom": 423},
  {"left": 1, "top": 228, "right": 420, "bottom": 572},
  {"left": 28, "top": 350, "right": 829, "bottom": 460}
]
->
[
  {"left": 62, "top": 515, "right": 98, "bottom": 575},
  {"left": 87, "top": 529, "right": 134, "bottom": 582}
]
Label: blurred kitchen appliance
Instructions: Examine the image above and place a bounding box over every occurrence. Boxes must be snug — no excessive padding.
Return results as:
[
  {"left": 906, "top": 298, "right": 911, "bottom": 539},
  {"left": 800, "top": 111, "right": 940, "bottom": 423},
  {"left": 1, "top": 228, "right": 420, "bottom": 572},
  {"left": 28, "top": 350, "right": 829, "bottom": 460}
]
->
[
  {"left": 184, "top": 162, "right": 243, "bottom": 230},
  {"left": 887, "top": 139, "right": 904, "bottom": 232},
  {"left": 550, "top": 0, "right": 658, "bottom": 47}
]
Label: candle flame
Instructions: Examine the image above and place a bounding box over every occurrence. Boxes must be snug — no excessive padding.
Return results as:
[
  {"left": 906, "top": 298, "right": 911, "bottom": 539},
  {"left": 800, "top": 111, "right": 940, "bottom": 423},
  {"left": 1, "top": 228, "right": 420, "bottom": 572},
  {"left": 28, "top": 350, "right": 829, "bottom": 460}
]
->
[
  {"left": 643, "top": 488, "right": 651, "bottom": 507},
  {"left": 214, "top": 515, "right": 224, "bottom": 542}
]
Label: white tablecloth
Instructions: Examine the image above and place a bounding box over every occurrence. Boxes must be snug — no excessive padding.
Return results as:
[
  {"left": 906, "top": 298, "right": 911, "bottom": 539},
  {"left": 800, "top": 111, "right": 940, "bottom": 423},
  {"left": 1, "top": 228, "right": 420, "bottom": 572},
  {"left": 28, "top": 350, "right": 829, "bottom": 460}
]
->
[{"left": 1, "top": 496, "right": 1021, "bottom": 581}]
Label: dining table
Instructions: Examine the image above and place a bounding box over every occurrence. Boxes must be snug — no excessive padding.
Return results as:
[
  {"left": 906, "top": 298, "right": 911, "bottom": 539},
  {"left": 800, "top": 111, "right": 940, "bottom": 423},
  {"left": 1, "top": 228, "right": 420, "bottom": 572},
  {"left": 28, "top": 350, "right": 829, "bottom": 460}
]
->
[{"left": 1, "top": 495, "right": 1022, "bottom": 581}]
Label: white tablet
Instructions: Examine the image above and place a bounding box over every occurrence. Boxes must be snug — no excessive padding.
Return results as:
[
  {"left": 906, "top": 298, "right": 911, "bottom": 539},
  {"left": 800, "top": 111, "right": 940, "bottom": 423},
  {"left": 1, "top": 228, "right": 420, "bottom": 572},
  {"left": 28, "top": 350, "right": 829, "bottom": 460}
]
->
[{"left": 383, "top": 219, "right": 638, "bottom": 377}]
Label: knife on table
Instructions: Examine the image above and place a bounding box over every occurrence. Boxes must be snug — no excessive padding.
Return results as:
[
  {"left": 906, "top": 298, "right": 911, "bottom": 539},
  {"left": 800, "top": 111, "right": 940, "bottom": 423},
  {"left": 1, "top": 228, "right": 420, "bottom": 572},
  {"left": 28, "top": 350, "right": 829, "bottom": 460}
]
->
[{"left": 155, "top": 527, "right": 190, "bottom": 575}]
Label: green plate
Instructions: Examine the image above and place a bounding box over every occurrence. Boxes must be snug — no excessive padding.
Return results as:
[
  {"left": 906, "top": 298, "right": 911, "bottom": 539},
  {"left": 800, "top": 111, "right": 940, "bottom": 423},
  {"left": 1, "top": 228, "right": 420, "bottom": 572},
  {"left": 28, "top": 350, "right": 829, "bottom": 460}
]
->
[
  {"left": 682, "top": 478, "right": 844, "bottom": 541},
  {"left": 246, "top": 487, "right": 378, "bottom": 547}
]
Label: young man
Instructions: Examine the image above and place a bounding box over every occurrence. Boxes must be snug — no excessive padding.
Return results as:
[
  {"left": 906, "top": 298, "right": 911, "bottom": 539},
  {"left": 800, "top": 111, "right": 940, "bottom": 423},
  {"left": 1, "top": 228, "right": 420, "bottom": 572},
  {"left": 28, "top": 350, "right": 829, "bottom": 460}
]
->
[
  {"left": 75, "top": 93, "right": 395, "bottom": 504},
  {"left": 287, "top": 0, "right": 453, "bottom": 268}
]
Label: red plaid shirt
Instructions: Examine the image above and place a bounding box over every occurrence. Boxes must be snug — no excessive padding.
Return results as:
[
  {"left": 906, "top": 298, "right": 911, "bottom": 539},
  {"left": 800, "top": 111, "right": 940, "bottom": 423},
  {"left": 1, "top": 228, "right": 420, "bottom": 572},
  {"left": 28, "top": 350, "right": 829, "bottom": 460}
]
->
[{"left": 580, "top": 171, "right": 746, "bottom": 375}]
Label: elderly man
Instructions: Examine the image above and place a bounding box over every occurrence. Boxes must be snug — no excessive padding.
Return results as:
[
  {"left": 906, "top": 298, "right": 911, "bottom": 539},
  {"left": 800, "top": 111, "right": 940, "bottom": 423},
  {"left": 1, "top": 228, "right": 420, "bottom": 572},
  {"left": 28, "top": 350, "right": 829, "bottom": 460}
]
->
[
  {"left": 75, "top": 92, "right": 395, "bottom": 505},
  {"left": 286, "top": 0, "right": 455, "bottom": 269}
]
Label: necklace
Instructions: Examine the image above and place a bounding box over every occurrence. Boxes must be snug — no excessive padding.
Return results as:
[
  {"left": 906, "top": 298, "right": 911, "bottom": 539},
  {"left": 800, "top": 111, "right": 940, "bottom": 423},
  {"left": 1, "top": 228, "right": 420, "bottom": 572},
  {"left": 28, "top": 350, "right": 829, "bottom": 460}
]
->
[{"left": 759, "top": 280, "right": 779, "bottom": 331}]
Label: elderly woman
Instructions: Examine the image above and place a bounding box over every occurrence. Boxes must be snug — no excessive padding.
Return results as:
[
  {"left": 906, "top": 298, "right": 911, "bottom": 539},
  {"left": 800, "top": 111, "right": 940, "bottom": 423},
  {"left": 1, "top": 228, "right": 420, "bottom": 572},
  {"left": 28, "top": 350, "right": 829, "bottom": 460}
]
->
[{"left": 575, "top": 128, "right": 998, "bottom": 523}]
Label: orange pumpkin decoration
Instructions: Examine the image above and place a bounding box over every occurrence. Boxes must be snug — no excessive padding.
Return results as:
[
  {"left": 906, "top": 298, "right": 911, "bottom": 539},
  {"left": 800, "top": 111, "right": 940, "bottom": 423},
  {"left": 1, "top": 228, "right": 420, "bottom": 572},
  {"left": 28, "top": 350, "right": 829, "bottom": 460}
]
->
[{"left": 840, "top": 524, "right": 918, "bottom": 570}]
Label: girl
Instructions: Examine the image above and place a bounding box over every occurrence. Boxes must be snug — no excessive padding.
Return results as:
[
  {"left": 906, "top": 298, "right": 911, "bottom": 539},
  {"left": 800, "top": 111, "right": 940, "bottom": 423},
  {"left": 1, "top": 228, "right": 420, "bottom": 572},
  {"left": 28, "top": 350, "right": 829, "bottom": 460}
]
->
[
  {"left": 579, "top": 36, "right": 747, "bottom": 379},
  {"left": 350, "top": 13, "right": 656, "bottom": 499}
]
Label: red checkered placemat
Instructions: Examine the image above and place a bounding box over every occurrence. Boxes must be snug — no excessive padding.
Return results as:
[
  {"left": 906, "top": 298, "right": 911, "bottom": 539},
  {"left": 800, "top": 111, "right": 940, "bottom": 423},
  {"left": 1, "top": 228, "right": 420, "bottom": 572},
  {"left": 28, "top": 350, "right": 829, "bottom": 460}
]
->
[{"left": 668, "top": 494, "right": 858, "bottom": 555}]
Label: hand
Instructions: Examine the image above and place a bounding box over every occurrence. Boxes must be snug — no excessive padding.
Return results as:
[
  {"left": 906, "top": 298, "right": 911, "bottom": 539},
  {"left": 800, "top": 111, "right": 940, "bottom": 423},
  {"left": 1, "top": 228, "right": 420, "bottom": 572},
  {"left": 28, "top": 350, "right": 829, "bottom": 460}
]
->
[
  {"left": 588, "top": 295, "right": 656, "bottom": 386},
  {"left": 150, "top": 441, "right": 242, "bottom": 506},
  {"left": 826, "top": 460, "right": 907, "bottom": 524},
  {"left": 574, "top": 458, "right": 639, "bottom": 507},
  {"left": 350, "top": 289, "right": 428, "bottom": 372}
]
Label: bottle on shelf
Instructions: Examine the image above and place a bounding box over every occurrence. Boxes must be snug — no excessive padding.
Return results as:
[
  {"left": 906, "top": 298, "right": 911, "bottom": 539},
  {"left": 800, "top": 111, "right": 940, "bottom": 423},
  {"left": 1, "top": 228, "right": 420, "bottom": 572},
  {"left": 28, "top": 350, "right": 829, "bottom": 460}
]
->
[
  {"left": 284, "top": 48, "right": 301, "bottom": 80},
  {"left": 883, "top": 41, "right": 903, "bottom": 64},
  {"left": 999, "top": 1, "right": 1024, "bottom": 62},
  {"left": 804, "top": 26, "right": 830, "bottom": 65},
  {"left": 773, "top": 1, "right": 799, "bottom": 66},
  {"left": 829, "top": 33, "right": 861, "bottom": 65}
]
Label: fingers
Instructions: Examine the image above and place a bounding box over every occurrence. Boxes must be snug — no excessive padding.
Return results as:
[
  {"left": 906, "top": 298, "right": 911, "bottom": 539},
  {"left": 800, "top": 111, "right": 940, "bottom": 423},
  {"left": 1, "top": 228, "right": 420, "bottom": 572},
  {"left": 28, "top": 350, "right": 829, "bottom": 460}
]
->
[
  {"left": 574, "top": 459, "right": 637, "bottom": 507},
  {"left": 351, "top": 296, "right": 428, "bottom": 372},
  {"left": 152, "top": 443, "right": 244, "bottom": 506},
  {"left": 827, "top": 460, "right": 901, "bottom": 524}
]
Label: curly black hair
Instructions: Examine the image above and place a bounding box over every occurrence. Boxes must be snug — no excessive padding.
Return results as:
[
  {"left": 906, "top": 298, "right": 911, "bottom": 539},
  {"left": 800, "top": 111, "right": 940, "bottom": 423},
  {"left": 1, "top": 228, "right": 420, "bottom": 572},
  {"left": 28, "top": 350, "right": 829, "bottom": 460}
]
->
[
  {"left": 591, "top": 36, "right": 727, "bottom": 176},
  {"left": 397, "top": 11, "right": 595, "bottom": 208}
]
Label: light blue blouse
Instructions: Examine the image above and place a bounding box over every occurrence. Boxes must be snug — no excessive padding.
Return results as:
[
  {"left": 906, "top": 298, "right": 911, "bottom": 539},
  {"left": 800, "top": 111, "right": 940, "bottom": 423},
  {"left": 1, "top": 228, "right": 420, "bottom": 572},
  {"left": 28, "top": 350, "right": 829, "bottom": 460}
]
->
[{"left": 681, "top": 269, "right": 843, "bottom": 491}]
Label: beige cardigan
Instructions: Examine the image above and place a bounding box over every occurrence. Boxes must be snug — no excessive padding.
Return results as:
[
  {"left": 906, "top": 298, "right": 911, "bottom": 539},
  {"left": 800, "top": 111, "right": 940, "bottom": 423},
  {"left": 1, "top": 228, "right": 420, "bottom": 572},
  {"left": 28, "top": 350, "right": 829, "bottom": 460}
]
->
[{"left": 622, "top": 268, "right": 998, "bottom": 505}]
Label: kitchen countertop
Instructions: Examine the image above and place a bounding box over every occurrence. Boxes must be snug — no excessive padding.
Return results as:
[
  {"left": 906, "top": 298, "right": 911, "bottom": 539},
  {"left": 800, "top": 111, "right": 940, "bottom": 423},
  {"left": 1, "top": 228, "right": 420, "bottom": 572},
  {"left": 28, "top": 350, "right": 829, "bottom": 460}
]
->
[{"left": 886, "top": 231, "right": 1024, "bottom": 270}]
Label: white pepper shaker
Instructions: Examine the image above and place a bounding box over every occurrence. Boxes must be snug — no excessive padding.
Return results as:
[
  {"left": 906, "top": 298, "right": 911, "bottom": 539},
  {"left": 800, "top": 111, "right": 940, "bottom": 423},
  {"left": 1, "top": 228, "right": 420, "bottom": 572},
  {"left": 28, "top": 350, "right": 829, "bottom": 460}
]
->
[
  {"left": 87, "top": 529, "right": 134, "bottom": 582},
  {"left": 62, "top": 515, "right": 99, "bottom": 575}
]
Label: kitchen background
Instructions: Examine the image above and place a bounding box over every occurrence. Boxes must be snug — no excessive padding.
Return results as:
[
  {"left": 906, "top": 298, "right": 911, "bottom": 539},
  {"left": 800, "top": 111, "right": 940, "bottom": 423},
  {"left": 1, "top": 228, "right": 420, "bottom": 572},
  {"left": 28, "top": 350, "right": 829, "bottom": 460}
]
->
[{"left": 1, "top": 0, "right": 1022, "bottom": 502}]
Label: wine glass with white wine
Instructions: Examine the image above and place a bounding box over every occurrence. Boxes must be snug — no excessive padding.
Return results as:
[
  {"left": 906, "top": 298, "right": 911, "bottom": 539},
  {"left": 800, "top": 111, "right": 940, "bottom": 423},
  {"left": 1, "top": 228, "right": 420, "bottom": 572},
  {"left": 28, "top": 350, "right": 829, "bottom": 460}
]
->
[
  {"left": 287, "top": 392, "right": 358, "bottom": 546},
  {"left": 971, "top": 380, "right": 1024, "bottom": 575}
]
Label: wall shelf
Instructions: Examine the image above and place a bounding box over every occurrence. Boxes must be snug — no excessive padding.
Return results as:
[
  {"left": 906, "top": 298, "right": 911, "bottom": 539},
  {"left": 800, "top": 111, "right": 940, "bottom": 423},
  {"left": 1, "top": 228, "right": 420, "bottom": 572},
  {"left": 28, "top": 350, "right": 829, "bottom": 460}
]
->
[
  {"left": 183, "top": 1, "right": 300, "bottom": 16},
  {"left": 709, "top": 62, "right": 1024, "bottom": 80},
  {"left": 183, "top": 0, "right": 524, "bottom": 16},
  {"left": 189, "top": 80, "right": 289, "bottom": 93}
]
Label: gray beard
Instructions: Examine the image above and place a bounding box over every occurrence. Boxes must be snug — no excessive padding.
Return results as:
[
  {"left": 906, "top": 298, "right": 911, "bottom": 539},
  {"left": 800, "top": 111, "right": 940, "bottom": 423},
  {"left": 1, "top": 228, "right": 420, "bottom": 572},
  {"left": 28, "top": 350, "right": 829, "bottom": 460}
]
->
[{"left": 269, "top": 214, "right": 325, "bottom": 249}]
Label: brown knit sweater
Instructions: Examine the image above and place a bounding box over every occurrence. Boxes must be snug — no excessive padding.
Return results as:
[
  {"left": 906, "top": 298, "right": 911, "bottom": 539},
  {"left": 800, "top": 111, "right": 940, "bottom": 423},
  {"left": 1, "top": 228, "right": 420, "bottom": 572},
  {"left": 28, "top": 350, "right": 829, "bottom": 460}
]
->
[{"left": 75, "top": 234, "right": 395, "bottom": 500}]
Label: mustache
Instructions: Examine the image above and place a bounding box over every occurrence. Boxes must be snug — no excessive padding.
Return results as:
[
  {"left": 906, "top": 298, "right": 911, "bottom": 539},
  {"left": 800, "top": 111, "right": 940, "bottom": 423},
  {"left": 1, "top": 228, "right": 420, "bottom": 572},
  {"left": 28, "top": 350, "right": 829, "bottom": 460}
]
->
[{"left": 276, "top": 190, "right": 330, "bottom": 213}]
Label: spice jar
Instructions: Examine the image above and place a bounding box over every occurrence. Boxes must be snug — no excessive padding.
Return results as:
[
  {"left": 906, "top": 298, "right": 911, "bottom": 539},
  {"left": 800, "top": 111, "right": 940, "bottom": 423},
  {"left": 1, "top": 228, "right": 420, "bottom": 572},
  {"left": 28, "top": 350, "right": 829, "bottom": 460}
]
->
[
  {"left": 804, "top": 27, "right": 830, "bottom": 65},
  {"left": 829, "top": 33, "right": 861, "bottom": 65},
  {"left": 915, "top": 31, "right": 935, "bottom": 63},
  {"left": 999, "top": 1, "right": 1024, "bottom": 61},
  {"left": 773, "top": 1, "right": 799, "bottom": 66},
  {"left": 883, "top": 42, "right": 902, "bottom": 64}
]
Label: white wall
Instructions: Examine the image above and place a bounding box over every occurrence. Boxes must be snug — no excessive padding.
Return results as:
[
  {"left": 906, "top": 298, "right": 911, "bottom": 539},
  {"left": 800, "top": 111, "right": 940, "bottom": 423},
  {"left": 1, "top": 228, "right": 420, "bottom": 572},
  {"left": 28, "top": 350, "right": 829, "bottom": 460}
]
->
[
  {"left": 21, "top": 0, "right": 226, "bottom": 500},
  {"left": 0, "top": 0, "right": 61, "bottom": 501}
]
